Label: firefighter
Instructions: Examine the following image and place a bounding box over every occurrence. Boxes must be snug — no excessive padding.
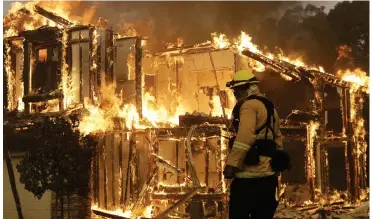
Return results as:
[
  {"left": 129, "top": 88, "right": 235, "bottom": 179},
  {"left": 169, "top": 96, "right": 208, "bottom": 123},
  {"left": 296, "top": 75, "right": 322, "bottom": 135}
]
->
[{"left": 223, "top": 69, "right": 290, "bottom": 219}]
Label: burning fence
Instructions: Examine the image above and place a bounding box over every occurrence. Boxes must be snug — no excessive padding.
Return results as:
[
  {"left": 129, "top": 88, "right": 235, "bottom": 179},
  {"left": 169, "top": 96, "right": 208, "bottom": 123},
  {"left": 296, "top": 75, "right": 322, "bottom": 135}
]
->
[{"left": 3, "top": 2, "right": 369, "bottom": 219}]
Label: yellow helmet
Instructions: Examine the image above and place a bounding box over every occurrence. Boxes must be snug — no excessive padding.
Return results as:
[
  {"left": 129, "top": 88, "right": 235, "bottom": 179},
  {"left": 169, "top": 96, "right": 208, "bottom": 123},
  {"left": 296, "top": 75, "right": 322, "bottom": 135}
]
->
[{"left": 226, "top": 69, "right": 260, "bottom": 88}]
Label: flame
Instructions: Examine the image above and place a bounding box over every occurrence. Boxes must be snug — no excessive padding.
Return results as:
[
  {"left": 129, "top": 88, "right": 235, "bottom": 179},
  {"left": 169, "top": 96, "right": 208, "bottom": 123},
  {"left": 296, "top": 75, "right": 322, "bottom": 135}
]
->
[
  {"left": 337, "top": 68, "right": 368, "bottom": 193},
  {"left": 210, "top": 94, "right": 223, "bottom": 117},
  {"left": 4, "top": 1, "right": 97, "bottom": 37},
  {"left": 234, "top": 31, "right": 260, "bottom": 53},
  {"left": 142, "top": 92, "right": 181, "bottom": 126},
  {"left": 78, "top": 83, "right": 187, "bottom": 135},
  {"left": 60, "top": 30, "right": 74, "bottom": 109},
  {"left": 208, "top": 31, "right": 325, "bottom": 72},
  {"left": 91, "top": 204, "right": 146, "bottom": 218},
  {"left": 17, "top": 40, "right": 25, "bottom": 112},
  {"left": 142, "top": 205, "right": 153, "bottom": 218},
  {"left": 338, "top": 68, "right": 369, "bottom": 94},
  {"left": 29, "top": 99, "right": 60, "bottom": 113},
  {"left": 17, "top": 96, "right": 25, "bottom": 111},
  {"left": 5, "top": 42, "right": 16, "bottom": 111},
  {"left": 306, "top": 121, "right": 319, "bottom": 193},
  {"left": 211, "top": 32, "right": 230, "bottom": 49}
]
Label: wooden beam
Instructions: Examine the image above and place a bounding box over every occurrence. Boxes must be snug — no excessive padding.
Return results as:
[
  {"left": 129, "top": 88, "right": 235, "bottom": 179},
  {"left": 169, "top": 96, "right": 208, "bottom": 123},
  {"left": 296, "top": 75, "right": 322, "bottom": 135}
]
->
[
  {"left": 34, "top": 5, "right": 73, "bottom": 26},
  {"left": 103, "top": 138, "right": 108, "bottom": 209},
  {"left": 22, "top": 89, "right": 63, "bottom": 103},
  {"left": 135, "top": 37, "right": 143, "bottom": 118},
  {"left": 152, "top": 153, "right": 192, "bottom": 183},
  {"left": 111, "top": 136, "right": 115, "bottom": 206},
  {"left": 119, "top": 133, "right": 124, "bottom": 206},
  {"left": 186, "top": 125, "right": 201, "bottom": 187},
  {"left": 132, "top": 167, "right": 158, "bottom": 213},
  {"left": 155, "top": 188, "right": 200, "bottom": 219}
]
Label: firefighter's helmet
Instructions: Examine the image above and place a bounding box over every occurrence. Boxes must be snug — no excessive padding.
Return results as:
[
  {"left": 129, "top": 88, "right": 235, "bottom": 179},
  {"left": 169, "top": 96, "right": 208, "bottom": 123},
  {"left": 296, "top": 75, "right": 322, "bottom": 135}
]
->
[{"left": 226, "top": 69, "right": 260, "bottom": 88}]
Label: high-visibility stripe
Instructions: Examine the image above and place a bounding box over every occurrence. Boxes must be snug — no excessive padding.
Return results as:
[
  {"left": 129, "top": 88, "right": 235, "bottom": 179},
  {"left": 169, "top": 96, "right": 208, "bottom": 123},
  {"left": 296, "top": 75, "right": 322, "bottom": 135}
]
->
[
  {"left": 233, "top": 141, "right": 250, "bottom": 150},
  {"left": 235, "top": 171, "right": 275, "bottom": 178}
]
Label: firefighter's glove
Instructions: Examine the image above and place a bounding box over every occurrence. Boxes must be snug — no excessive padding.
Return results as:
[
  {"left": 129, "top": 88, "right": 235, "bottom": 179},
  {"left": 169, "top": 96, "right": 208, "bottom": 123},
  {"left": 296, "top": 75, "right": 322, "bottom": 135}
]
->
[{"left": 223, "top": 165, "right": 240, "bottom": 179}]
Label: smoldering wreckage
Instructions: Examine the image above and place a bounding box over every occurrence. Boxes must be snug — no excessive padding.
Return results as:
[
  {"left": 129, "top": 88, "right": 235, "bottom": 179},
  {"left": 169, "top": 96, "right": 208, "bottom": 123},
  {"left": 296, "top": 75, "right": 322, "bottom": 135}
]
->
[{"left": 3, "top": 2, "right": 370, "bottom": 219}]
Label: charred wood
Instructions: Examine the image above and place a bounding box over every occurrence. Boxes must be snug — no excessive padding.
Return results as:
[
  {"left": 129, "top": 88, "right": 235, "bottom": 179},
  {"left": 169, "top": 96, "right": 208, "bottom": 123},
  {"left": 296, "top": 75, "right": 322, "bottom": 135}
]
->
[
  {"left": 179, "top": 115, "right": 229, "bottom": 127},
  {"left": 151, "top": 192, "right": 223, "bottom": 201},
  {"left": 20, "top": 26, "right": 62, "bottom": 43},
  {"left": 34, "top": 5, "right": 73, "bottom": 26},
  {"left": 135, "top": 37, "right": 143, "bottom": 118},
  {"left": 22, "top": 89, "right": 63, "bottom": 103},
  {"left": 284, "top": 110, "right": 320, "bottom": 124},
  {"left": 155, "top": 188, "right": 200, "bottom": 219},
  {"left": 186, "top": 125, "right": 201, "bottom": 187}
]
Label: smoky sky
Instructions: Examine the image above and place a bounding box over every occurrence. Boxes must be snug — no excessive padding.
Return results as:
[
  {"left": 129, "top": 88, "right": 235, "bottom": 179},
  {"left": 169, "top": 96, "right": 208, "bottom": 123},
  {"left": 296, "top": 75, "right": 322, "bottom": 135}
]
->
[
  {"left": 4, "top": 1, "right": 338, "bottom": 51},
  {"left": 92, "top": 1, "right": 300, "bottom": 47}
]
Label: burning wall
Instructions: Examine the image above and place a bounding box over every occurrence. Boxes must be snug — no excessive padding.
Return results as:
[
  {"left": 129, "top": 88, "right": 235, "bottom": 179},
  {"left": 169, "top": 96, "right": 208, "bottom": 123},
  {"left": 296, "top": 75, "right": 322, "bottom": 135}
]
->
[{"left": 3, "top": 3, "right": 370, "bottom": 218}]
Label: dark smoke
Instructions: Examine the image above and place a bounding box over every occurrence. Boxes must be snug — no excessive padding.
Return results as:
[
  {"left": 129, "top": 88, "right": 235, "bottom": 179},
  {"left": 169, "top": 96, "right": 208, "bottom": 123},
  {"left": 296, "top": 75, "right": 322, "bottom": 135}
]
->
[{"left": 72, "top": 1, "right": 300, "bottom": 51}]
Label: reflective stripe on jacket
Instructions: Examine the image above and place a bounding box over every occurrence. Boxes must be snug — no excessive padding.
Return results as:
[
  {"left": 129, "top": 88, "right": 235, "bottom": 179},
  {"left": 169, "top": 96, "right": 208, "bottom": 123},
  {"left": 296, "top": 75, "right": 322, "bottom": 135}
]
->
[{"left": 226, "top": 93, "right": 283, "bottom": 178}]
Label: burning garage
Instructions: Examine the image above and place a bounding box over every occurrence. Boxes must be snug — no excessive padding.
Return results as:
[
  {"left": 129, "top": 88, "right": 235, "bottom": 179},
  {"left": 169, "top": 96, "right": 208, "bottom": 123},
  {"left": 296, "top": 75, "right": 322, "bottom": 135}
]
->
[{"left": 3, "top": 2, "right": 369, "bottom": 219}]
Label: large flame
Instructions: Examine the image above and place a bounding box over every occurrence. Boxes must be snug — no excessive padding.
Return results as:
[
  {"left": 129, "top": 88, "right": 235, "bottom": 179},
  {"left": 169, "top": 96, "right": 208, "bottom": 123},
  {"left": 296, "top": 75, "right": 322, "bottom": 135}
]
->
[
  {"left": 338, "top": 68, "right": 369, "bottom": 94},
  {"left": 338, "top": 68, "right": 368, "bottom": 191},
  {"left": 211, "top": 32, "right": 231, "bottom": 49},
  {"left": 4, "top": 1, "right": 97, "bottom": 37},
  {"left": 209, "top": 31, "right": 325, "bottom": 73},
  {"left": 78, "top": 83, "right": 187, "bottom": 135}
]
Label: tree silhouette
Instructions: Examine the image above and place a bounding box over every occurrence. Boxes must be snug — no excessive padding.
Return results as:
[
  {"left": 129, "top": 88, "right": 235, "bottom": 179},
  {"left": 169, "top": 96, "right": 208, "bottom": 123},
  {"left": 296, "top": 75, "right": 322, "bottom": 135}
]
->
[{"left": 16, "top": 117, "right": 97, "bottom": 218}]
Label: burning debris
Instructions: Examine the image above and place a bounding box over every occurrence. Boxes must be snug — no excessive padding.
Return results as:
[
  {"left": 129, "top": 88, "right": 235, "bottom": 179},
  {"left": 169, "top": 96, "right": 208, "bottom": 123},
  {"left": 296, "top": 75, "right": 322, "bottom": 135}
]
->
[{"left": 3, "top": 2, "right": 369, "bottom": 219}]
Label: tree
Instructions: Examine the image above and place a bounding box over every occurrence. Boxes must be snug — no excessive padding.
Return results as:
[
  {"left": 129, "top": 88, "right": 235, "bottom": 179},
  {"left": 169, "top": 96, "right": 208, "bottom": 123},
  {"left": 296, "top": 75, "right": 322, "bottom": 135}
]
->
[
  {"left": 16, "top": 116, "right": 97, "bottom": 218},
  {"left": 275, "top": 4, "right": 338, "bottom": 72},
  {"left": 328, "top": 1, "right": 369, "bottom": 72},
  {"left": 252, "top": 2, "right": 369, "bottom": 73}
]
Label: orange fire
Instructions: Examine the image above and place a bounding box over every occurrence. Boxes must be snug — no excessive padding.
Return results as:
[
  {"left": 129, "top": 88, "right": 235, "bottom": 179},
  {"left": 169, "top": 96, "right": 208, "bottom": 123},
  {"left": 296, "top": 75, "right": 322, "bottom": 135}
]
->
[
  {"left": 5, "top": 42, "right": 16, "bottom": 111},
  {"left": 209, "top": 31, "right": 325, "bottom": 73},
  {"left": 211, "top": 32, "right": 231, "bottom": 49},
  {"left": 306, "top": 121, "right": 319, "bottom": 191},
  {"left": 338, "top": 68, "right": 369, "bottom": 94},
  {"left": 337, "top": 68, "right": 368, "bottom": 189},
  {"left": 210, "top": 94, "right": 223, "bottom": 117},
  {"left": 78, "top": 83, "right": 188, "bottom": 135},
  {"left": 4, "top": 1, "right": 97, "bottom": 38}
]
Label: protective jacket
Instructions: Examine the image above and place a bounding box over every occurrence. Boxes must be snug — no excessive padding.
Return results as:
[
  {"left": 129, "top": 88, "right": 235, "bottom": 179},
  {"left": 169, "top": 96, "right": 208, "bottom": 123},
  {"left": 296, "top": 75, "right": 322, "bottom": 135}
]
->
[{"left": 226, "top": 91, "right": 283, "bottom": 178}]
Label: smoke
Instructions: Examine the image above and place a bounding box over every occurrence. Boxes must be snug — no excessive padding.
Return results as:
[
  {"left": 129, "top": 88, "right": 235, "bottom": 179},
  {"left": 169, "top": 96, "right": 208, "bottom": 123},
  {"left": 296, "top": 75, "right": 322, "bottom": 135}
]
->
[{"left": 67, "top": 1, "right": 301, "bottom": 51}]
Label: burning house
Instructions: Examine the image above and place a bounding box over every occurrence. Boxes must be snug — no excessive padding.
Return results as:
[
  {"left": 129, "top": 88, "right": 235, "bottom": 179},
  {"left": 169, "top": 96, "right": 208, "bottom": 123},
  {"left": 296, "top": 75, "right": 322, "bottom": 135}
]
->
[{"left": 3, "top": 3, "right": 369, "bottom": 219}]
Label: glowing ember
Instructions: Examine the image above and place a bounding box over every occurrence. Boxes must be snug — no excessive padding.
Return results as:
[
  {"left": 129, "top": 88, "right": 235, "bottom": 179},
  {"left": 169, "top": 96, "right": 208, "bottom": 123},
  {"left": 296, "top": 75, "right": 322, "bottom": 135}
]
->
[
  {"left": 280, "top": 73, "right": 293, "bottom": 81},
  {"left": 91, "top": 204, "right": 145, "bottom": 218},
  {"left": 142, "top": 205, "right": 153, "bottom": 218},
  {"left": 17, "top": 96, "right": 25, "bottom": 111},
  {"left": 17, "top": 40, "right": 25, "bottom": 112}
]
